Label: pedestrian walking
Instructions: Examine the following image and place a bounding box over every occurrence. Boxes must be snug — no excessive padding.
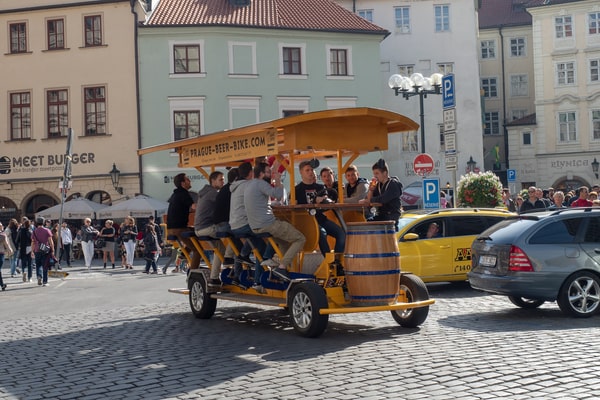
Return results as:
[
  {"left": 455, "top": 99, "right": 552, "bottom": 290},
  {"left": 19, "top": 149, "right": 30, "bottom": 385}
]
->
[
  {"left": 0, "top": 222, "right": 14, "bottom": 291},
  {"left": 6, "top": 219, "right": 20, "bottom": 277},
  {"left": 31, "top": 217, "right": 53, "bottom": 286},
  {"left": 143, "top": 224, "right": 160, "bottom": 274},
  {"left": 15, "top": 217, "right": 33, "bottom": 282},
  {"left": 59, "top": 222, "right": 73, "bottom": 267}
]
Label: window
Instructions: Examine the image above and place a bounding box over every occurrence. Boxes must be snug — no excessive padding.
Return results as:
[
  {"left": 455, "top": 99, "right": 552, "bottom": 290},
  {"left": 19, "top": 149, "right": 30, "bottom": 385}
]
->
[
  {"left": 9, "top": 23, "right": 27, "bottom": 53},
  {"left": 47, "top": 19, "right": 64, "bottom": 50},
  {"left": 434, "top": 5, "right": 450, "bottom": 32},
  {"left": 174, "top": 45, "right": 201, "bottom": 74},
  {"left": 329, "top": 49, "right": 348, "bottom": 76},
  {"left": 10, "top": 92, "right": 31, "bottom": 140},
  {"left": 510, "top": 74, "right": 528, "bottom": 97},
  {"left": 228, "top": 41, "right": 256, "bottom": 75},
  {"left": 584, "top": 218, "right": 600, "bottom": 243},
  {"left": 555, "top": 15, "right": 572, "bottom": 38},
  {"left": 437, "top": 63, "right": 453, "bottom": 75},
  {"left": 402, "top": 131, "right": 419, "bottom": 152},
  {"left": 530, "top": 218, "right": 582, "bottom": 244},
  {"left": 522, "top": 131, "right": 532, "bottom": 145},
  {"left": 450, "top": 217, "right": 487, "bottom": 236},
  {"left": 395, "top": 7, "right": 410, "bottom": 33},
  {"left": 557, "top": 61, "right": 575, "bottom": 85},
  {"left": 228, "top": 97, "right": 259, "bottom": 128},
  {"left": 168, "top": 97, "right": 205, "bottom": 141},
  {"left": 510, "top": 37, "right": 526, "bottom": 57},
  {"left": 481, "top": 78, "right": 498, "bottom": 98},
  {"left": 484, "top": 112, "right": 500, "bottom": 135},
  {"left": 278, "top": 97, "right": 309, "bottom": 117},
  {"left": 591, "top": 59, "right": 600, "bottom": 82},
  {"left": 480, "top": 40, "right": 495, "bottom": 59},
  {"left": 173, "top": 111, "right": 200, "bottom": 140},
  {"left": 47, "top": 89, "right": 68, "bottom": 138},
  {"left": 592, "top": 110, "right": 600, "bottom": 140},
  {"left": 398, "top": 64, "right": 414, "bottom": 76},
  {"left": 511, "top": 109, "right": 527, "bottom": 121},
  {"left": 84, "top": 15, "right": 102, "bottom": 47},
  {"left": 282, "top": 47, "right": 302, "bottom": 75},
  {"left": 558, "top": 111, "right": 576, "bottom": 142},
  {"left": 357, "top": 9, "right": 373, "bottom": 22},
  {"left": 589, "top": 12, "right": 600, "bottom": 35},
  {"left": 283, "top": 110, "right": 304, "bottom": 118},
  {"left": 84, "top": 86, "right": 106, "bottom": 136}
]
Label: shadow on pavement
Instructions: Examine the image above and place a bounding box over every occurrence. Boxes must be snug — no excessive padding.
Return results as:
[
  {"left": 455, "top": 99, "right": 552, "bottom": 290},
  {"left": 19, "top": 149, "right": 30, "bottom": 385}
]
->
[{"left": 1, "top": 303, "right": 424, "bottom": 399}]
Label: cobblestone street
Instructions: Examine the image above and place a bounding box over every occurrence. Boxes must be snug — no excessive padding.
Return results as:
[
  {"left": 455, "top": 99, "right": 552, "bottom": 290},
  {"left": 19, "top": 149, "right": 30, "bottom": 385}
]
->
[{"left": 0, "top": 267, "right": 599, "bottom": 399}]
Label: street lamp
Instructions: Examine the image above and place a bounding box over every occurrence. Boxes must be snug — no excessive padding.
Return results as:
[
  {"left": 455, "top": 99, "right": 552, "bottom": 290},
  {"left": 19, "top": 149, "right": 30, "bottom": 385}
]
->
[
  {"left": 109, "top": 163, "right": 123, "bottom": 195},
  {"left": 388, "top": 72, "right": 444, "bottom": 153},
  {"left": 467, "top": 156, "right": 477, "bottom": 173},
  {"left": 592, "top": 157, "right": 599, "bottom": 179}
]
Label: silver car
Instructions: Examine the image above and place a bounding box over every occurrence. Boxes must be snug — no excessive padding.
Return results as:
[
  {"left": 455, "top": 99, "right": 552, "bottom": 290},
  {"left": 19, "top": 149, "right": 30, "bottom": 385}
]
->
[{"left": 469, "top": 208, "right": 600, "bottom": 317}]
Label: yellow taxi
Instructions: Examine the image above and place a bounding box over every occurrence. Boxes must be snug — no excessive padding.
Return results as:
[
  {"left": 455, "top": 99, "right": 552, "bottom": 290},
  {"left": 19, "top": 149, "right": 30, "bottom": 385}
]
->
[{"left": 397, "top": 208, "right": 514, "bottom": 282}]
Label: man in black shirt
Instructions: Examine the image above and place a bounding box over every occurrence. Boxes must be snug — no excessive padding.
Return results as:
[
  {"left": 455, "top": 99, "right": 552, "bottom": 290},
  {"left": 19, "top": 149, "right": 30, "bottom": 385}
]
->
[
  {"left": 360, "top": 159, "right": 403, "bottom": 227},
  {"left": 167, "top": 173, "right": 200, "bottom": 269},
  {"left": 295, "top": 161, "right": 345, "bottom": 256}
]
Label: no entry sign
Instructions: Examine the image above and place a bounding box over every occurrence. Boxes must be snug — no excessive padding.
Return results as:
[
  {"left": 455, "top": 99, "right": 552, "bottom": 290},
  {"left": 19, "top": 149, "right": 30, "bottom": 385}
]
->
[{"left": 413, "top": 153, "right": 434, "bottom": 176}]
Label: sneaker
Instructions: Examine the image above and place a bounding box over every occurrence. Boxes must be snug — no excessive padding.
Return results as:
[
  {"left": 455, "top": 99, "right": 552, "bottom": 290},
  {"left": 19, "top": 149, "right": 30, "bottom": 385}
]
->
[
  {"left": 16, "top": 268, "right": 21, "bottom": 274},
  {"left": 11, "top": 274, "right": 15, "bottom": 278},
  {"left": 162, "top": 266, "right": 167, "bottom": 274},
  {"left": 223, "top": 257, "right": 235, "bottom": 266},
  {"left": 1, "top": 284, "right": 7, "bottom": 291},
  {"left": 252, "top": 284, "right": 266, "bottom": 294},
  {"left": 22, "top": 273, "right": 27, "bottom": 282},
  {"left": 37, "top": 277, "right": 42, "bottom": 286},
  {"left": 260, "top": 258, "right": 279, "bottom": 267},
  {"left": 236, "top": 255, "right": 253, "bottom": 265},
  {"left": 271, "top": 267, "right": 290, "bottom": 281},
  {"left": 208, "top": 278, "right": 221, "bottom": 287},
  {"left": 43, "top": 283, "right": 49, "bottom": 287},
  {"left": 150, "top": 271, "right": 157, "bottom": 274}
]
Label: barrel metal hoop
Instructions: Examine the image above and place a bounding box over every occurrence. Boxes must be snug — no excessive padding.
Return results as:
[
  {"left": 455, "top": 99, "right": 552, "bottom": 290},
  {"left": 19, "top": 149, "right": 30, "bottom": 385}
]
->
[
  {"left": 345, "top": 269, "right": 400, "bottom": 276},
  {"left": 344, "top": 252, "right": 400, "bottom": 258}
]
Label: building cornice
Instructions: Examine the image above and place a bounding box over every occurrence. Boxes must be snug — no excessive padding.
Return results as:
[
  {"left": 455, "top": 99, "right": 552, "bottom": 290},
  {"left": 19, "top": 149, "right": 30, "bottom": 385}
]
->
[{"left": 0, "top": 0, "right": 130, "bottom": 15}]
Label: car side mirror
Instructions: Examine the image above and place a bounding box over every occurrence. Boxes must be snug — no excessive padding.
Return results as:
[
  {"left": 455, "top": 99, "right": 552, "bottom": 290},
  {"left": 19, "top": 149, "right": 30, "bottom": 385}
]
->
[{"left": 402, "top": 233, "right": 419, "bottom": 242}]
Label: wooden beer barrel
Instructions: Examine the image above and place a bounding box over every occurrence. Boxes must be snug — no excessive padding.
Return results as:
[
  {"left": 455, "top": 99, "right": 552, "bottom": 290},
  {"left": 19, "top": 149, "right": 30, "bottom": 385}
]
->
[{"left": 343, "top": 221, "right": 400, "bottom": 306}]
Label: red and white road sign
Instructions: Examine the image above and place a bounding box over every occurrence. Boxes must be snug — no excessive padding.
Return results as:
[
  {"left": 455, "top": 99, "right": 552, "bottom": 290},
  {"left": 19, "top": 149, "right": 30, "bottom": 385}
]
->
[{"left": 413, "top": 153, "right": 435, "bottom": 176}]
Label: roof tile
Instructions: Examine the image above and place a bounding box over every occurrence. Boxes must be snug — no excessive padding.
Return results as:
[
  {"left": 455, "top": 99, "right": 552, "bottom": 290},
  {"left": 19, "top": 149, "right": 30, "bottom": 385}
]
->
[{"left": 145, "top": 0, "right": 388, "bottom": 35}]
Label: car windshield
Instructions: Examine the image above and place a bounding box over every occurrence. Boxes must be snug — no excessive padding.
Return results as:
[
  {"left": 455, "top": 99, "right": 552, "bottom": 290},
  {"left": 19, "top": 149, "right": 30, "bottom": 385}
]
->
[
  {"left": 397, "top": 216, "right": 418, "bottom": 231},
  {"left": 477, "top": 218, "right": 539, "bottom": 244}
]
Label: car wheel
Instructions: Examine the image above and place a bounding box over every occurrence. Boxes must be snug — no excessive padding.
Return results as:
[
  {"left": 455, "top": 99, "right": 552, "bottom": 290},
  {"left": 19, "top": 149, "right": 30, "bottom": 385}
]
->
[
  {"left": 391, "top": 274, "right": 430, "bottom": 328},
  {"left": 557, "top": 271, "right": 600, "bottom": 318},
  {"left": 289, "top": 282, "right": 329, "bottom": 338},
  {"left": 188, "top": 273, "right": 217, "bottom": 319},
  {"left": 508, "top": 296, "right": 545, "bottom": 309}
]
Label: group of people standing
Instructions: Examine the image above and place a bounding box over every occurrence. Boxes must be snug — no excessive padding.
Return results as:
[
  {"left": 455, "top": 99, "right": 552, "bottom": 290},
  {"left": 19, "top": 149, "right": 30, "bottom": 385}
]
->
[
  {"left": 503, "top": 184, "right": 600, "bottom": 214},
  {"left": 165, "top": 157, "right": 403, "bottom": 292}
]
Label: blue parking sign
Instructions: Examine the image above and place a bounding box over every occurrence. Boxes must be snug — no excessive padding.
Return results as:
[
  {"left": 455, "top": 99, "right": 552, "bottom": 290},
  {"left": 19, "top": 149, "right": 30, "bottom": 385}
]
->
[
  {"left": 442, "top": 74, "right": 455, "bottom": 109},
  {"left": 423, "top": 178, "right": 440, "bottom": 209},
  {"left": 507, "top": 169, "right": 516, "bottom": 183}
]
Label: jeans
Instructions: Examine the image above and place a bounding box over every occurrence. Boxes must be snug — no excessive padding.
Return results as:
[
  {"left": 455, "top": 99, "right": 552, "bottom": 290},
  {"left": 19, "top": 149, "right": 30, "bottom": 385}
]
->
[
  {"left": 318, "top": 218, "right": 346, "bottom": 254},
  {"left": 59, "top": 243, "right": 72, "bottom": 266},
  {"left": 232, "top": 224, "right": 273, "bottom": 282},
  {"left": 21, "top": 254, "right": 32, "bottom": 280},
  {"left": 145, "top": 257, "right": 157, "bottom": 273},
  {"left": 9, "top": 253, "right": 18, "bottom": 275},
  {"left": 82, "top": 240, "right": 95, "bottom": 268},
  {"left": 254, "top": 220, "right": 305, "bottom": 268},
  {"left": 34, "top": 251, "right": 48, "bottom": 284},
  {"left": 124, "top": 240, "right": 136, "bottom": 266},
  {"left": 0, "top": 254, "right": 4, "bottom": 287},
  {"left": 195, "top": 224, "right": 225, "bottom": 279}
]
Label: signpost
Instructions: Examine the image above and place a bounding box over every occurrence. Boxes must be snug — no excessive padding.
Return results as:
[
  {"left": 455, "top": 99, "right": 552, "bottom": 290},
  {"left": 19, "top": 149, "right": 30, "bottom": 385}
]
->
[
  {"left": 423, "top": 178, "right": 440, "bottom": 209},
  {"left": 442, "top": 74, "right": 455, "bottom": 109},
  {"left": 413, "top": 153, "right": 435, "bottom": 177}
]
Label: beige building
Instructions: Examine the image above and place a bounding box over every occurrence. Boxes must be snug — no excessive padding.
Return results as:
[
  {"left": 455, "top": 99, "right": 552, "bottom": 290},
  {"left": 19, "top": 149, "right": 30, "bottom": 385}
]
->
[
  {"left": 507, "top": 0, "right": 600, "bottom": 192},
  {"left": 0, "top": 0, "right": 143, "bottom": 223},
  {"left": 478, "top": 0, "right": 535, "bottom": 179}
]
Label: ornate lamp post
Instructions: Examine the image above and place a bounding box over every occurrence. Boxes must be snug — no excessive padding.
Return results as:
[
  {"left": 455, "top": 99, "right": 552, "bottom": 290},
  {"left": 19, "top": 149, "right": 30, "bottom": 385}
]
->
[
  {"left": 109, "top": 163, "right": 123, "bottom": 195},
  {"left": 388, "top": 72, "right": 444, "bottom": 153},
  {"left": 467, "top": 156, "right": 477, "bottom": 173},
  {"left": 592, "top": 157, "right": 599, "bottom": 179}
]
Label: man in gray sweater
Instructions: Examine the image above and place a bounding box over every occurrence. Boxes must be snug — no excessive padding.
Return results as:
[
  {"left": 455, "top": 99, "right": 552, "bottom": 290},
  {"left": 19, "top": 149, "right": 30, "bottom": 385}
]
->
[
  {"left": 194, "top": 170, "right": 225, "bottom": 285},
  {"left": 244, "top": 162, "right": 305, "bottom": 280}
]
